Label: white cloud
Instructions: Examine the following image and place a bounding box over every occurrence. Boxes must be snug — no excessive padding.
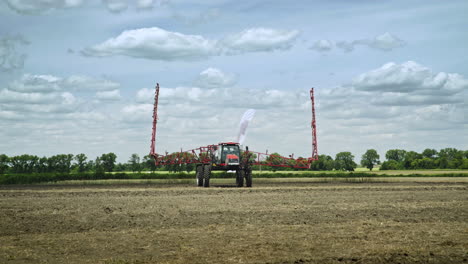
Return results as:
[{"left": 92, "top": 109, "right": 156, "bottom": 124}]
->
[
  {"left": 96, "top": 89, "right": 121, "bottom": 101},
  {"left": 121, "top": 103, "right": 153, "bottom": 122},
  {"left": 82, "top": 27, "right": 300, "bottom": 60},
  {"left": 133, "top": 84, "right": 305, "bottom": 112},
  {"left": 61, "top": 92, "right": 77, "bottom": 104},
  {"left": 338, "top": 33, "right": 405, "bottom": 52},
  {"left": 6, "top": 73, "right": 120, "bottom": 93},
  {"left": 0, "top": 89, "right": 80, "bottom": 114},
  {"left": 309, "top": 40, "right": 333, "bottom": 52},
  {"left": 5, "top": 0, "right": 83, "bottom": 14},
  {"left": 0, "top": 35, "right": 29, "bottom": 72},
  {"left": 81, "top": 27, "right": 218, "bottom": 60},
  {"left": 353, "top": 61, "right": 468, "bottom": 97},
  {"left": 135, "top": 87, "right": 154, "bottom": 104},
  {"left": 220, "top": 28, "right": 300, "bottom": 54},
  {"left": 102, "top": 0, "right": 127, "bottom": 13},
  {"left": 0, "top": 89, "right": 59, "bottom": 104},
  {"left": 62, "top": 75, "right": 120, "bottom": 91},
  {"left": 136, "top": 0, "right": 154, "bottom": 9},
  {"left": 157, "top": 86, "right": 213, "bottom": 103},
  {"left": 194, "top": 67, "right": 237, "bottom": 88},
  {"left": 8, "top": 74, "right": 61, "bottom": 93},
  {"left": 129, "top": 85, "right": 307, "bottom": 145},
  {"left": 367, "top": 32, "right": 406, "bottom": 51},
  {"left": 313, "top": 33, "right": 405, "bottom": 53},
  {"left": 320, "top": 61, "right": 467, "bottom": 124},
  {"left": 0, "top": 73, "right": 121, "bottom": 118},
  {"left": 135, "top": 86, "right": 212, "bottom": 105}
]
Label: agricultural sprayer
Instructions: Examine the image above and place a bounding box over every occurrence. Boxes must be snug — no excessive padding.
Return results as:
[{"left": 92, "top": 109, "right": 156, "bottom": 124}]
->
[{"left": 150, "top": 84, "right": 318, "bottom": 187}]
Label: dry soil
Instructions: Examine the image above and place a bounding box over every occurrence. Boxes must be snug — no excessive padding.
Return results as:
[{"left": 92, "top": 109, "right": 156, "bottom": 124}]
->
[{"left": 0, "top": 180, "right": 467, "bottom": 264}]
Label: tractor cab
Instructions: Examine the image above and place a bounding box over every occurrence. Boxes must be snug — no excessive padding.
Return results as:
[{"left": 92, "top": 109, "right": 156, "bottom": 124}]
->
[{"left": 214, "top": 142, "right": 240, "bottom": 167}]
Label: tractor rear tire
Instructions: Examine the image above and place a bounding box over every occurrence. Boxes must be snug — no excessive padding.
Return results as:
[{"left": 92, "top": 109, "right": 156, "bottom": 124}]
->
[
  {"left": 236, "top": 170, "right": 244, "bottom": 187},
  {"left": 245, "top": 169, "right": 252, "bottom": 187},
  {"left": 203, "top": 164, "right": 211, "bottom": 187},
  {"left": 196, "top": 165, "right": 203, "bottom": 187}
]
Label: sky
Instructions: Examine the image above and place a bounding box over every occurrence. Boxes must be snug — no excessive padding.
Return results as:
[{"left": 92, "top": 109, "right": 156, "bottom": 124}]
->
[{"left": 0, "top": 0, "right": 467, "bottom": 163}]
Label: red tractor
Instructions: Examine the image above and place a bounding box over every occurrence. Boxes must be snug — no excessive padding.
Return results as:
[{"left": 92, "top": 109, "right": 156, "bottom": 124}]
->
[{"left": 194, "top": 142, "right": 252, "bottom": 188}]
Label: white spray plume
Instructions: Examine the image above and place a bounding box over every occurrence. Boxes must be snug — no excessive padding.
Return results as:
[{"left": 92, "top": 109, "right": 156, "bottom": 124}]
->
[{"left": 237, "top": 109, "right": 256, "bottom": 145}]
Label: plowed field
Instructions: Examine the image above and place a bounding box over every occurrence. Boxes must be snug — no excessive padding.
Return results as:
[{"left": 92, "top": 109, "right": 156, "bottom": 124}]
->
[{"left": 1, "top": 179, "right": 467, "bottom": 263}]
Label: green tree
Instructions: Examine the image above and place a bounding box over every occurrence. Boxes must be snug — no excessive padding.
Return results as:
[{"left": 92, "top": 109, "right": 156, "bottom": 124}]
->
[
  {"left": 385, "top": 149, "right": 406, "bottom": 162},
  {"left": 87, "top": 160, "right": 95, "bottom": 171},
  {"left": 380, "top": 160, "right": 402, "bottom": 170},
  {"left": 0, "top": 154, "right": 9, "bottom": 174},
  {"left": 310, "top": 154, "right": 334, "bottom": 171},
  {"left": 128, "top": 153, "right": 141, "bottom": 172},
  {"left": 47, "top": 154, "right": 74, "bottom": 173},
  {"left": 439, "top": 148, "right": 460, "bottom": 159},
  {"left": 361, "top": 149, "right": 380, "bottom": 171},
  {"left": 114, "top": 163, "right": 128, "bottom": 172},
  {"left": 100, "top": 153, "right": 117, "bottom": 172},
  {"left": 324, "top": 158, "right": 335, "bottom": 170},
  {"left": 438, "top": 148, "right": 463, "bottom": 169},
  {"left": 422, "top": 148, "right": 438, "bottom": 159},
  {"left": 36, "top": 156, "right": 48, "bottom": 173},
  {"left": 9, "top": 154, "right": 39, "bottom": 173},
  {"left": 334, "top": 152, "right": 357, "bottom": 171},
  {"left": 460, "top": 159, "right": 468, "bottom": 169},
  {"left": 143, "top": 155, "right": 157, "bottom": 172},
  {"left": 75, "top": 153, "right": 88, "bottom": 173},
  {"left": 94, "top": 156, "right": 105, "bottom": 176},
  {"left": 403, "top": 151, "right": 422, "bottom": 169},
  {"left": 411, "top": 157, "right": 436, "bottom": 169}
]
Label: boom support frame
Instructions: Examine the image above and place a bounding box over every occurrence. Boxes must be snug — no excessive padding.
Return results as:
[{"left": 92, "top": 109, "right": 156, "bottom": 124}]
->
[{"left": 150, "top": 84, "right": 318, "bottom": 169}]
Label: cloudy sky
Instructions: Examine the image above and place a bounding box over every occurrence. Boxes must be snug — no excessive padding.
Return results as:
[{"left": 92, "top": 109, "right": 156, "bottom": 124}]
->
[{"left": 0, "top": 0, "right": 467, "bottom": 162}]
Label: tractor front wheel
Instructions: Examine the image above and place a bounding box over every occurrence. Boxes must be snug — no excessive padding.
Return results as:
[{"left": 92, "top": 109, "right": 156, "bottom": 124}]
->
[
  {"left": 245, "top": 169, "right": 252, "bottom": 187},
  {"left": 196, "top": 165, "right": 203, "bottom": 187},
  {"left": 236, "top": 169, "right": 244, "bottom": 187},
  {"left": 203, "top": 164, "right": 211, "bottom": 187}
]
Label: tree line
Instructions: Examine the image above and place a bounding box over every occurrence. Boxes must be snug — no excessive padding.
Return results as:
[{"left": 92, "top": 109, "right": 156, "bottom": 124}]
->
[
  {"left": 310, "top": 148, "right": 468, "bottom": 171},
  {"left": 0, "top": 147, "right": 466, "bottom": 174},
  {"left": 0, "top": 153, "right": 158, "bottom": 174}
]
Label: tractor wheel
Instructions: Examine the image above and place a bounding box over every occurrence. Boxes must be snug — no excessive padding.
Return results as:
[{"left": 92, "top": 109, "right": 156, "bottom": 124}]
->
[
  {"left": 196, "top": 165, "right": 203, "bottom": 187},
  {"left": 245, "top": 169, "right": 252, "bottom": 187},
  {"left": 203, "top": 164, "right": 211, "bottom": 187},
  {"left": 236, "top": 169, "right": 244, "bottom": 187}
]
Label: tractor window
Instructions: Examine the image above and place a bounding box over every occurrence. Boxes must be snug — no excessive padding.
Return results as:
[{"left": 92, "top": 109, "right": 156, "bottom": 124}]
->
[{"left": 221, "top": 145, "right": 240, "bottom": 162}]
